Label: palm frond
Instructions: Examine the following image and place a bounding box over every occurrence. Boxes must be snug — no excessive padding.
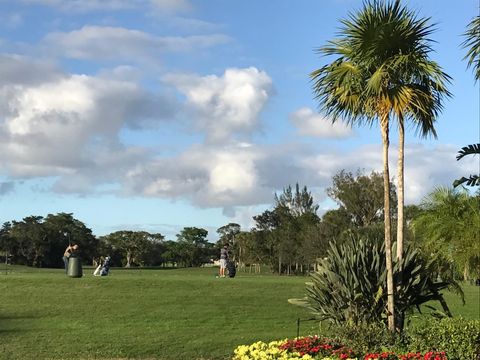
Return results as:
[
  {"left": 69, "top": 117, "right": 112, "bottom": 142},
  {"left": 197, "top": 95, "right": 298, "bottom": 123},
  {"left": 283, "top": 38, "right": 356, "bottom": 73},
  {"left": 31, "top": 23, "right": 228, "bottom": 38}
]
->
[
  {"left": 453, "top": 176, "right": 480, "bottom": 188},
  {"left": 462, "top": 15, "right": 480, "bottom": 81},
  {"left": 456, "top": 143, "right": 480, "bottom": 160}
]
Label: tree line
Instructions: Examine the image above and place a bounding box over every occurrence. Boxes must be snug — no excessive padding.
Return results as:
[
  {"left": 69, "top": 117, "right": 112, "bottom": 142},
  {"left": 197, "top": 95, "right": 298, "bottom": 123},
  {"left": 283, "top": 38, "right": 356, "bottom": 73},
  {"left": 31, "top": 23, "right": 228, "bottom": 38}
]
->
[{"left": 1, "top": 170, "right": 477, "bottom": 281}]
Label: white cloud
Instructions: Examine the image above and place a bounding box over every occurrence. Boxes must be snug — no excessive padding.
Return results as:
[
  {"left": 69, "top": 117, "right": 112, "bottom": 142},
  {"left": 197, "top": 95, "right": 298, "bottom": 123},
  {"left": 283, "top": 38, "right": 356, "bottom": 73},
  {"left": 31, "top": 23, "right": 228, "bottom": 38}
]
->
[
  {"left": 289, "top": 107, "right": 353, "bottom": 138},
  {"left": 43, "top": 26, "right": 230, "bottom": 63},
  {"left": 19, "top": 0, "right": 140, "bottom": 12},
  {"left": 0, "top": 57, "right": 470, "bottom": 217},
  {"left": 164, "top": 67, "right": 273, "bottom": 142},
  {"left": 0, "top": 54, "right": 61, "bottom": 86},
  {"left": 0, "top": 57, "right": 176, "bottom": 184},
  {"left": 19, "top": 0, "right": 194, "bottom": 13},
  {"left": 124, "top": 142, "right": 270, "bottom": 207},
  {"left": 303, "top": 143, "right": 473, "bottom": 204},
  {"left": 150, "top": 0, "right": 192, "bottom": 13},
  {"left": 165, "top": 17, "right": 223, "bottom": 33}
]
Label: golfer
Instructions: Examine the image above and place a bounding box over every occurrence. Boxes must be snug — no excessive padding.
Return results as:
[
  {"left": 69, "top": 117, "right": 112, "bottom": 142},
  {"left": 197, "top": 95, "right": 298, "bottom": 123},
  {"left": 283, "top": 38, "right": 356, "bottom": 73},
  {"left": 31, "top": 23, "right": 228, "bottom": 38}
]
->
[{"left": 219, "top": 244, "right": 229, "bottom": 278}]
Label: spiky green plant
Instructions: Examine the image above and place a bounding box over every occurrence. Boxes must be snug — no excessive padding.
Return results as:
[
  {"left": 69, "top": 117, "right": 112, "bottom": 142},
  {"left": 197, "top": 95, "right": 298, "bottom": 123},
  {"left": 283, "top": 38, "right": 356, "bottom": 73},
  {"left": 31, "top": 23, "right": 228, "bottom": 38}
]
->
[{"left": 290, "top": 235, "right": 462, "bottom": 331}]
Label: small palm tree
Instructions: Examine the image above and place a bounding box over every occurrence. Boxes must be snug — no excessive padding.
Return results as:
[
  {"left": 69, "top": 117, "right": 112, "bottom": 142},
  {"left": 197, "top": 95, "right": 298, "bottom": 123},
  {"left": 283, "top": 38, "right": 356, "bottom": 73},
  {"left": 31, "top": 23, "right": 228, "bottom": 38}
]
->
[
  {"left": 311, "top": 0, "right": 450, "bottom": 331},
  {"left": 413, "top": 187, "right": 480, "bottom": 280}
]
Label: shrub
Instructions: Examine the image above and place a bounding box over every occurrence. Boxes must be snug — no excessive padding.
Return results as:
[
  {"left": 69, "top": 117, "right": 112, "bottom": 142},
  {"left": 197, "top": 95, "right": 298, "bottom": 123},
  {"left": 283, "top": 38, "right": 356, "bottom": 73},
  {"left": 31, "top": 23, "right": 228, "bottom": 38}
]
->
[
  {"left": 290, "top": 235, "right": 460, "bottom": 330},
  {"left": 325, "top": 322, "right": 404, "bottom": 355},
  {"left": 406, "top": 317, "right": 480, "bottom": 360}
]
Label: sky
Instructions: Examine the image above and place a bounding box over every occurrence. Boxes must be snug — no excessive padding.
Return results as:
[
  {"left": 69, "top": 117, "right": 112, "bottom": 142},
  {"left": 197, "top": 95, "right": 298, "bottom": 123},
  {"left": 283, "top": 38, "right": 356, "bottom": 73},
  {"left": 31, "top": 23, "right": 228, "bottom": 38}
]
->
[{"left": 0, "top": 0, "right": 478, "bottom": 241}]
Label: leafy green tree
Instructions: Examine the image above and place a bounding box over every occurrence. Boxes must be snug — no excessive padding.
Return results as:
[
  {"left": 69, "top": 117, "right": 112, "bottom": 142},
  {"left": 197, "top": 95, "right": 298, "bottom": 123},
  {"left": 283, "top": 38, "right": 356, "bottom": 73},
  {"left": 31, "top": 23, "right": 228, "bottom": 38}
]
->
[
  {"left": 249, "top": 184, "right": 321, "bottom": 274},
  {"left": 327, "top": 170, "right": 396, "bottom": 228},
  {"left": 9, "top": 216, "right": 46, "bottom": 267},
  {"left": 318, "top": 208, "right": 353, "bottom": 245},
  {"left": 176, "top": 227, "right": 212, "bottom": 267},
  {"left": 310, "top": 0, "right": 450, "bottom": 331},
  {"left": 6, "top": 213, "right": 96, "bottom": 268},
  {"left": 249, "top": 209, "right": 280, "bottom": 271},
  {"left": 274, "top": 183, "right": 319, "bottom": 217},
  {"left": 235, "top": 231, "right": 264, "bottom": 268},
  {"left": 0, "top": 222, "right": 13, "bottom": 265},
  {"left": 102, "top": 231, "right": 161, "bottom": 267},
  {"left": 43, "top": 212, "right": 98, "bottom": 267},
  {"left": 160, "top": 240, "right": 182, "bottom": 267},
  {"left": 217, "top": 223, "right": 241, "bottom": 262},
  {"left": 275, "top": 184, "right": 320, "bottom": 274}
]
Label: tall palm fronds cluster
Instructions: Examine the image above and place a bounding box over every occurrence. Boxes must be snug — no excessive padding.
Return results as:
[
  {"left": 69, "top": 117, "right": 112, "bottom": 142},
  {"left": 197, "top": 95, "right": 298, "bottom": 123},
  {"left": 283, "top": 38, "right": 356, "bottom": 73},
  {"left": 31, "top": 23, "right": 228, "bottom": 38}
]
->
[
  {"left": 310, "top": 0, "right": 451, "bottom": 331},
  {"left": 462, "top": 15, "right": 480, "bottom": 81},
  {"left": 456, "top": 13, "right": 480, "bottom": 188}
]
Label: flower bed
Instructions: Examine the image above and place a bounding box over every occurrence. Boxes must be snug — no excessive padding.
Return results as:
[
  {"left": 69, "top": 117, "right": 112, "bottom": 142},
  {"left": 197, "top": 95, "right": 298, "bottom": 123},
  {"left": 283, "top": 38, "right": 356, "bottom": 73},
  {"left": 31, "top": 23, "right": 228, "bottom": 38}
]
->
[{"left": 233, "top": 336, "right": 448, "bottom": 360}]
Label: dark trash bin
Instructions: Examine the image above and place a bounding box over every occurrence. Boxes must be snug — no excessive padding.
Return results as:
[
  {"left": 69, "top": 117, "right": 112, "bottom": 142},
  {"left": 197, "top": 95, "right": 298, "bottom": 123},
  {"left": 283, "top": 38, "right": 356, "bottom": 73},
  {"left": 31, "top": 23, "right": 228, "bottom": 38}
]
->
[{"left": 67, "top": 256, "right": 83, "bottom": 278}]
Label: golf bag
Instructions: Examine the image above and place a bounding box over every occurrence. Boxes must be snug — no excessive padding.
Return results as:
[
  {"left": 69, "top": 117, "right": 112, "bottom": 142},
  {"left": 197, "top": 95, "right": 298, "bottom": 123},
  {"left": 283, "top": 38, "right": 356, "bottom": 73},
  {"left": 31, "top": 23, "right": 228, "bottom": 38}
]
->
[
  {"left": 93, "top": 256, "right": 112, "bottom": 276},
  {"left": 227, "top": 260, "right": 236, "bottom": 278}
]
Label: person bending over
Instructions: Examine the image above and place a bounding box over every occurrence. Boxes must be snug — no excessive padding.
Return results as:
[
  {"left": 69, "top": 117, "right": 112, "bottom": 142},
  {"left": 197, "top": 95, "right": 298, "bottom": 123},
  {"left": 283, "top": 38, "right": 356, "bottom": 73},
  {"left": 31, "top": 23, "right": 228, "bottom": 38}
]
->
[{"left": 62, "top": 244, "right": 78, "bottom": 273}]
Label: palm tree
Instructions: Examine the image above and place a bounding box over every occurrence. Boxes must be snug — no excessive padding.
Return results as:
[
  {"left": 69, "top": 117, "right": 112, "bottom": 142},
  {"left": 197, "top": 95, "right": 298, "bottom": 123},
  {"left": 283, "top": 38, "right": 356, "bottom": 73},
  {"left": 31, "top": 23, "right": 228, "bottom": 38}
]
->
[
  {"left": 390, "top": 25, "right": 451, "bottom": 262},
  {"left": 412, "top": 187, "right": 480, "bottom": 280},
  {"left": 462, "top": 15, "right": 480, "bottom": 81},
  {"left": 456, "top": 16, "right": 480, "bottom": 188},
  {"left": 310, "top": 0, "right": 450, "bottom": 331}
]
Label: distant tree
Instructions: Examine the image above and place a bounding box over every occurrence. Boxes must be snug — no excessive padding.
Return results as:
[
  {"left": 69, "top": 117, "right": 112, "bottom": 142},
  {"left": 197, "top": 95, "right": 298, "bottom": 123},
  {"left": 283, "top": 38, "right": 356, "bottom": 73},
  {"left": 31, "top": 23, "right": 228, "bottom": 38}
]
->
[
  {"left": 161, "top": 240, "right": 182, "bottom": 267},
  {"left": 0, "top": 222, "right": 13, "bottom": 264},
  {"left": 327, "top": 170, "right": 397, "bottom": 228},
  {"left": 274, "top": 183, "right": 319, "bottom": 217},
  {"left": 6, "top": 213, "right": 96, "bottom": 268},
  {"left": 43, "top": 213, "right": 97, "bottom": 267},
  {"left": 176, "top": 227, "right": 211, "bottom": 267},
  {"left": 217, "top": 223, "right": 241, "bottom": 262},
  {"left": 102, "top": 231, "right": 160, "bottom": 267},
  {"left": 235, "top": 231, "right": 261, "bottom": 266},
  {"left": 317, "top": 208, "right": 352, "bottom": 245},
  {"left": 250, "top": 184, "right": 321, "bottom": 274},
  {"left": 217, "top": 223, "right": 241, "bottom": 245},
  {"left": 9, "top": 216, "right": 46, "bottom": 267}
]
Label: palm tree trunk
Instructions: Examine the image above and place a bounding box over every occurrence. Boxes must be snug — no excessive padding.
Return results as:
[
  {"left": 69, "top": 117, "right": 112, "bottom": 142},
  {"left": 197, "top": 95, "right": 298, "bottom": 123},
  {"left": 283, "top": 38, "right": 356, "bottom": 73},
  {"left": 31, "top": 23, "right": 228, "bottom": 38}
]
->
[
  {"left": 397, "top": 118, "right": 405, "bottom": 261},
  {"left": 381, "top": 119, "right": 396, "bottom": 332}
]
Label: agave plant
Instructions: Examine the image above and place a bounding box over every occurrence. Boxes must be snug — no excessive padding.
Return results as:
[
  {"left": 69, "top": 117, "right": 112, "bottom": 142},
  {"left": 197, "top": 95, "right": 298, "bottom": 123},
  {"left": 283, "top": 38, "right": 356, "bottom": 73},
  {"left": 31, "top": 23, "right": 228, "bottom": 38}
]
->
[{"left": 290, "top": 235, "right": 462, "bottom": 331}]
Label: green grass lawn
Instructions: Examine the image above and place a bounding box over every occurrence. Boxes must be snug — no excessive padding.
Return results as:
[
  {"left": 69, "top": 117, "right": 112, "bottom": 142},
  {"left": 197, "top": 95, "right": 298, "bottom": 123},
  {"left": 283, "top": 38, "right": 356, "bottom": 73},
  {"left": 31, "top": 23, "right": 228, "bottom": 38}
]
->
[{"left": 0, "top": 266, "right": 478, "bottom": 360}]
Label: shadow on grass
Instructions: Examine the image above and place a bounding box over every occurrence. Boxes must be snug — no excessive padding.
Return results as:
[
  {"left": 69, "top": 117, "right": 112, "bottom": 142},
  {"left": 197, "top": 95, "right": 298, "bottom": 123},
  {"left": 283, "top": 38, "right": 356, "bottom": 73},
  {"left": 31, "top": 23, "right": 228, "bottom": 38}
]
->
[{"left": 0, "top": 313, "right": 41, "bottom": 335}]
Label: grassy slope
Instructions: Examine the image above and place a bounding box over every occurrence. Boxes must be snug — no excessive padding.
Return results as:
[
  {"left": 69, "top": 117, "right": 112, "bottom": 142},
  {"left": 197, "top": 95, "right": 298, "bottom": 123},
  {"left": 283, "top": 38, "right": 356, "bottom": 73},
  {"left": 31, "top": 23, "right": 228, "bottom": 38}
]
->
[{"left": 0, "top": 266, "right": 478, "bottom": 360}]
